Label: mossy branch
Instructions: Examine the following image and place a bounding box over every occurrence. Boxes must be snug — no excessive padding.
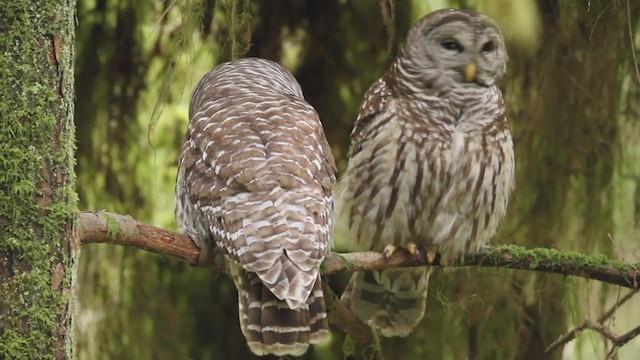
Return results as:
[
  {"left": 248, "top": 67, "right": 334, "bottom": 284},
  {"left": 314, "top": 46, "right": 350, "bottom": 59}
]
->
[
  {"left": 79, "top": 211, "right": 201, "bottom": 265},
  {"left": 79, "top": 211, "right": 640, "bottom": 290},
  {"left": 78, "top": 210, "right": 640, "bottom": 354}
]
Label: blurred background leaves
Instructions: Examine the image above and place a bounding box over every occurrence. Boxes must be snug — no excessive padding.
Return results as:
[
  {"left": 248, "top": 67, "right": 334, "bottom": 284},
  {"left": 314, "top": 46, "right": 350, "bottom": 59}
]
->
[{"left": 73, "top": 0, "right": 640, "bottom": 359}]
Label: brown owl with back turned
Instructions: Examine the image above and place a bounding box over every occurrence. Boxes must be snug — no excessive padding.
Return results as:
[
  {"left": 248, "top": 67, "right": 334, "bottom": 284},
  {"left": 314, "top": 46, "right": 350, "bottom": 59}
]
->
[
  {"left": 338, "top": 8, "right": 514, "bottom": 336},
  {"left": 175, "top": 58, "right": 336, "bottom": 356}
]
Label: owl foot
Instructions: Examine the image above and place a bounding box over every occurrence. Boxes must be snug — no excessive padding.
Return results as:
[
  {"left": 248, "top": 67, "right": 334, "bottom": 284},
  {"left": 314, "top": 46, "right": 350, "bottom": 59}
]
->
[
  {"left": 426, "top": 249, "right": 438, "bottom": 264},
  {"left": 424, "top": 247, "right": 448, "bottom": 266},
  {"left": 383, "top": 242, "right": 419, "bottom": 260},
  {"left": 406, "top": 242, "right": 418, "bottom": 255},
  {"left": 382, "top": 245, "right": 397, "bottom": 260}
]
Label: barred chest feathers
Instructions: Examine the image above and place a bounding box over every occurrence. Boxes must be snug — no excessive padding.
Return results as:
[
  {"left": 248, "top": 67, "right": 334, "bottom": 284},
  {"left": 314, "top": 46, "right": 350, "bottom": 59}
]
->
[{"left": 342, "top": 85, "right": 514, "bottom": 261}]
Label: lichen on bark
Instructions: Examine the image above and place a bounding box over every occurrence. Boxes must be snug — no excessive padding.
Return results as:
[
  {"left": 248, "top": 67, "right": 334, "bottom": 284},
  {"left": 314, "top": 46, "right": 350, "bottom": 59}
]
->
[{"left": 0, "top": 0, "right": 77, "bottom": 359}]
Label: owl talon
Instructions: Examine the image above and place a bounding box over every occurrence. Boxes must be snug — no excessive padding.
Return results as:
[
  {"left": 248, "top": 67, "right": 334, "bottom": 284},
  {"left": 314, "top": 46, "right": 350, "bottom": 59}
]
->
[
  {"left": 383, "top": 245, "right": 397, "bottom": 259},
  {"left": 426, "top": 249, "right": 438, "bottom": 265},
  {"left": 406, "top": 242, "right": 418, "bottom": 255}
]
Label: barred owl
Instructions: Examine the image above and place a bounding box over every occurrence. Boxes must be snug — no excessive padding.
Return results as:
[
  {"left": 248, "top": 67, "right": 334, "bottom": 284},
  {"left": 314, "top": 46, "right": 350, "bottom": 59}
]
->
[
  {"left": 175, "top": 58, "right": 336, "bottom": 356},
  {"left": 338, "top": 9, "right": 514, "bottom": 336}
]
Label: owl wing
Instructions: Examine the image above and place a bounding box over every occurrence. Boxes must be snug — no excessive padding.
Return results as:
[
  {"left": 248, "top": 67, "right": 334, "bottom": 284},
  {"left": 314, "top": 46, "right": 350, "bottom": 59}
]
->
[
  {"left": 338, "top": 71, "right": 433, "bottom": 337},
  {"left": 182, "top": 83, "right": 335, "bottom": 307},
  {"left": 175, "top": 59, "right": 335, "bottom": 356},
  {"left": 348, "top": 77, "right": 392, "bottom": 159}
]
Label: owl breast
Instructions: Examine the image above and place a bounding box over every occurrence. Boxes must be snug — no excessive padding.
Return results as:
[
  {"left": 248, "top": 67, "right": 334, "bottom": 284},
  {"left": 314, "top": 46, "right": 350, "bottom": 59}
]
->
[
  {"left": 429, "top": 116, "right": 514, "bottom": 260},
  {"left": 342, "top": 90, "right": 514, "bottom": 261}
]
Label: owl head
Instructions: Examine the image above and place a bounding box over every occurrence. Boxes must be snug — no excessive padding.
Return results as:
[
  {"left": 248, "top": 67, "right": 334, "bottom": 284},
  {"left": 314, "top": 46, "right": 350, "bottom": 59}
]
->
[{"left": 402, "top": 8, "right": 508, "bottom": 90}]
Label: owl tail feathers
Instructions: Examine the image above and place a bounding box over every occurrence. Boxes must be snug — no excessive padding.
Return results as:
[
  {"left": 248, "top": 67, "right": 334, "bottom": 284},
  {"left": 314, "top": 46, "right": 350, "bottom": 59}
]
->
[
  {"left": 341, "top": 267, "right": 431, "bottom": 337},
  {"left": 234, "top": 270, "right": 329, "bottom": 356}
]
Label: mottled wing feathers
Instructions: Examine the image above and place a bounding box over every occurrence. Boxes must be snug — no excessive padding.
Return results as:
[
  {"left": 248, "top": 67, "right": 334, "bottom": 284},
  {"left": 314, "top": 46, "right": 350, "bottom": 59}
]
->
[
  {"left": 175, "top": 58, "right": 335, "bottom": 356},
  {"left": 348, "top": 77, "right": 391, "bottom": 159},
  {"left": 183, "top": 59, "right": 334, "bottom": 307}
]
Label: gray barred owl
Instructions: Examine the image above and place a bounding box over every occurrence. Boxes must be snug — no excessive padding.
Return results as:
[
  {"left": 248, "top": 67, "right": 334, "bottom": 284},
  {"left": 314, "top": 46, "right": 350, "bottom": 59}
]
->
[
  {"left": 175, "top": 58, "right": 336, "bottom": 356},
  {"left": 338, "top": 9, "right": 514, "bottom": 336}
]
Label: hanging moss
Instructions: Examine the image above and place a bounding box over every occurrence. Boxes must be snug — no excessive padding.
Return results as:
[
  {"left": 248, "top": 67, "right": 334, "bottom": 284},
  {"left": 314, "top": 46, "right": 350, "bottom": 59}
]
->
[{"left": 69, "top": 0, "right": 640, "bottom": 358}]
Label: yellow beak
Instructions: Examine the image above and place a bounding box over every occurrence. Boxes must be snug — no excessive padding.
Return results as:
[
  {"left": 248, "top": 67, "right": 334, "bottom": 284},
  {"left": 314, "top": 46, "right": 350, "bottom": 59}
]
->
[{"left": 465, "top": 63, "right": 477, "bottom": 82}]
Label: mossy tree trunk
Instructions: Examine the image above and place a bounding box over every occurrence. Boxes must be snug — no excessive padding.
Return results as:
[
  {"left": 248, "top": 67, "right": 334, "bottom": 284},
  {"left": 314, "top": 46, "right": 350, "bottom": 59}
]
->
[{"left": 0, "top": 0, "right": 77, "bottom": 359}]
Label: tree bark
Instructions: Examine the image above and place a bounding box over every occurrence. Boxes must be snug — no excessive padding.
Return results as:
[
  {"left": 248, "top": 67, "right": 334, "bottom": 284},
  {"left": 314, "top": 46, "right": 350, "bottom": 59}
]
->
[
  {"left": 78, "top": 211, "right": 640, "bottom": 289},
  {"left": 0, "top": 0, "right": 77, "bottom": 359}
]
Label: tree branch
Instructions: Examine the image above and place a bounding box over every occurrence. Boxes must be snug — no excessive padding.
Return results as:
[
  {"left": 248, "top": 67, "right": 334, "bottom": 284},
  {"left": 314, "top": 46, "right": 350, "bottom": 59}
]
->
[
  {"left": 321, "top": 283, "right": 383, "bottom": 359},
  {"left": 79, "top": 211, "right": 640, "bottom": 289},
  {"left": 545, "top": 289, "right": 640, "bottom": 356},
  {"left": 78, "top": 210, "right": 640, "bottom": 353},
  {"left": 79, "top": 210, "right": 202, "bottom": 266}
]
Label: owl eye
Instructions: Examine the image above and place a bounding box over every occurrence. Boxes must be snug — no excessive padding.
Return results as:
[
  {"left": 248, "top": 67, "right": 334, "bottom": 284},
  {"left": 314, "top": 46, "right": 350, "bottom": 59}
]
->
[
  {"left": 481, "top": 41, "right": 495, "bottom": 53},
  {"left": 440, "top": 39, "right": 463, "bottom": 52}
]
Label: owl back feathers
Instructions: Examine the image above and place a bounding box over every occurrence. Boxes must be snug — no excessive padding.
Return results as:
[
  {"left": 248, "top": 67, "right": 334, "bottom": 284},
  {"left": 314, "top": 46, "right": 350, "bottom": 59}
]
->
[{"left": 175, "top": 58, "right": 335, "bottom": 356}]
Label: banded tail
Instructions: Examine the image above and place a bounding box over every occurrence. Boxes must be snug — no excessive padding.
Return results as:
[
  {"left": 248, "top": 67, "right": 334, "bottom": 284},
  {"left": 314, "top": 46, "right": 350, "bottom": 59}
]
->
[
  {"left": 341, "top": 267, "right": 431, "bottom": 337},
  {"left": 233, "top": 269, "right": 329, "bottom": 356}
]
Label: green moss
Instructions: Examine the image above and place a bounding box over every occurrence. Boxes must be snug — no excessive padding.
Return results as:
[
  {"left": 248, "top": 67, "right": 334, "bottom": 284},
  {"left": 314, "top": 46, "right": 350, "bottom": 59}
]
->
[
  {"left": 488, "top": 245, "right": 633, "bottom": 278},
  {"left": 105, "top": 213, "right": 126, "bottom": 242},
  {"left": 0, "top": 0, "right": 77, "bottom": 358}
]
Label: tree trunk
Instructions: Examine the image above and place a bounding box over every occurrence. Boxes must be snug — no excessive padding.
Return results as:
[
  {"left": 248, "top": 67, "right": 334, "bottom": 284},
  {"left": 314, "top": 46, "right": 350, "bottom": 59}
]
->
[{"left": 0, "top": 0, "right": 77, "bottom": 359}]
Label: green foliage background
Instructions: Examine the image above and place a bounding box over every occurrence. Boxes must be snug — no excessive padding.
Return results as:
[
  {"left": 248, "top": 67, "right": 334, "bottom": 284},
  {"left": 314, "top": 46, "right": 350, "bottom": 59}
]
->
[{"left": 73, "top": 0, "right": 640, "bottom": 359}]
